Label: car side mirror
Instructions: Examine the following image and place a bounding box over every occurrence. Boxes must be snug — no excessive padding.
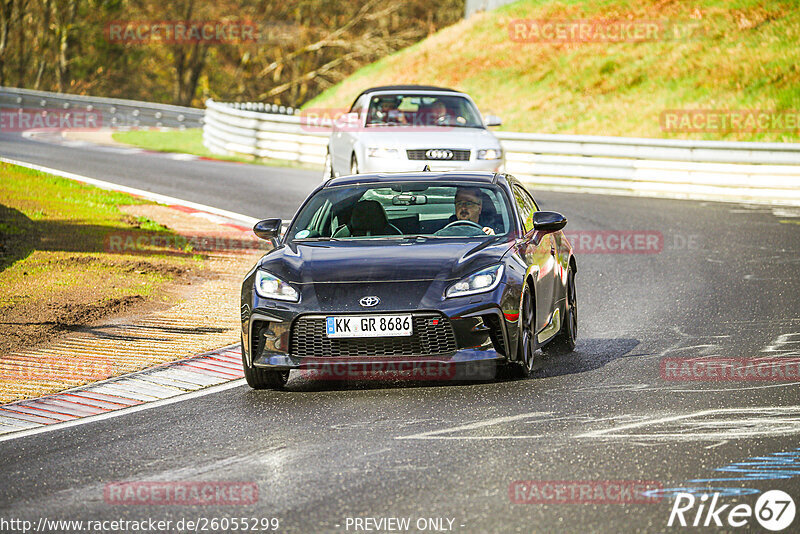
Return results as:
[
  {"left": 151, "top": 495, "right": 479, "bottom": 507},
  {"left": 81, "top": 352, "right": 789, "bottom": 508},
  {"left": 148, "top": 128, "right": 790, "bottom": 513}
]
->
[
  {"left": 532, "top": 211, "right": 567, "bottom": 232},
  {"left": 253, "top": 219, "right": 282, "bottom": 246},
  {"left": 484, "top": 114, "right": 502, "bottom": 127}
]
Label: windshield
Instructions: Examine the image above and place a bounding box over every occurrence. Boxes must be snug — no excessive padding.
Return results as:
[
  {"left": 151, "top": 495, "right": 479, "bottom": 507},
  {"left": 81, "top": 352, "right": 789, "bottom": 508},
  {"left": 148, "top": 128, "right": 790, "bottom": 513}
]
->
[
  {"left": 288, "top": 182, "right": 514, "bottom": 241},
  {"left": 365, "top": 94, "right": 484, "bottom": 128}
]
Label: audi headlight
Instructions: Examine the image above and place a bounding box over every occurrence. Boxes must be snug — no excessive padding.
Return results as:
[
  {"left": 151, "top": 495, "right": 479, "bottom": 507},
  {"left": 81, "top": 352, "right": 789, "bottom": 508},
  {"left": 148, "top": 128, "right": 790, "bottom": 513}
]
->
[
  {"left": 367, "top": 147, "right": 400, "bottom": 158},
  {"left": 445, "top": 265, "right": 504, "bottom": 298},
  {"left": 477, "top": 148, "right": 503, "bottom": 160},
  {"left": 255, "top": 271, "right": 299, "bottom": 302}
]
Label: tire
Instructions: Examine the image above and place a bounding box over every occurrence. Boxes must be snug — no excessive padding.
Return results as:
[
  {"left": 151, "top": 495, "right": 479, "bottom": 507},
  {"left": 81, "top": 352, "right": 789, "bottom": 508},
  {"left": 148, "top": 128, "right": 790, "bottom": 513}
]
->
[
  {"left": 322, "top": 151, "right": 334, "bottom": 181},
  {"left": 350, "top": 154, "right": 359, "bottom": 175},
  {"left": 541, "top": 267, "right": 577, "bottom": 356},
  {"left": 242, "top": 345, "right": 289, "bottom": 390},
  {"left": 506, "top": 285, "right": 535, "bottom": 379}
]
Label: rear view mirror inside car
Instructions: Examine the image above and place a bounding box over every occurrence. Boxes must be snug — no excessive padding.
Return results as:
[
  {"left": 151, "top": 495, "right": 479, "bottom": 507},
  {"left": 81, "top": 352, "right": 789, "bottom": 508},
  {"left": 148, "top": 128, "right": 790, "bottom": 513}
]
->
[{"left": 392, "top": 193, "right": 428, "bottom": 205}]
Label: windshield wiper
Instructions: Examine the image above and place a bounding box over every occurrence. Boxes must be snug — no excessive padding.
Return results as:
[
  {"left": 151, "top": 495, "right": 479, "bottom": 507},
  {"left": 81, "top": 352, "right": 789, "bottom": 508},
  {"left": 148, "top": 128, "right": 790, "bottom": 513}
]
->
[{"left": 293, "top": 237, "right": 342, "bottom": 242}]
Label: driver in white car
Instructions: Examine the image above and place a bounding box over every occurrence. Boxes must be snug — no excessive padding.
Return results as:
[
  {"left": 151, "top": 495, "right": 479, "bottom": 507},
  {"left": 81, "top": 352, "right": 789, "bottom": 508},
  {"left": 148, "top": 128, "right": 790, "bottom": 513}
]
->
[{"left": 454, "top": 187, "right": 496, "bottom": 235}]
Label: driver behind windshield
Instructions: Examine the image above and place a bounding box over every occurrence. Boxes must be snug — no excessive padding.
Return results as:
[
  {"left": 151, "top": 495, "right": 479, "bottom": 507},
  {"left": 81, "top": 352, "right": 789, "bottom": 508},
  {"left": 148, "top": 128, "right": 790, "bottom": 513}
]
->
[{"left": 454, "top": 187, "right": 496, "bottom": 235}]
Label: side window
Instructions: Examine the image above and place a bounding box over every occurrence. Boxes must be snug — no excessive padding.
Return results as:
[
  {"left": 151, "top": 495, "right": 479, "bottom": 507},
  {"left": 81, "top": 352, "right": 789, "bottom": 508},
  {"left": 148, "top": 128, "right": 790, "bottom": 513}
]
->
[{"left": 513, "top": 185, "right": 537, "bottom": 233}]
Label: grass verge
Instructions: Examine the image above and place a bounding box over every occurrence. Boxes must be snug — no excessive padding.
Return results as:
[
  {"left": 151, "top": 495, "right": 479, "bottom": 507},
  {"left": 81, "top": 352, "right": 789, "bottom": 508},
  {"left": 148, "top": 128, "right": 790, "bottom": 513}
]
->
[
  {"left": 0, "top": 162, "right": 203, "bottom": 354},
  {"left": 305, "top": 0, "right": 799, "bottom": 142}
]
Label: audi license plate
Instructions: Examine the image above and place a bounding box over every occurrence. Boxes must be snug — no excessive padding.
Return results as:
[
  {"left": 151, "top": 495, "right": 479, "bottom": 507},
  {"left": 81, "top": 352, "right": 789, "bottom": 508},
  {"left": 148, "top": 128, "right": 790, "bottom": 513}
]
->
[{"left": 326, "top": 315, "right": 413, "bottom": 338}]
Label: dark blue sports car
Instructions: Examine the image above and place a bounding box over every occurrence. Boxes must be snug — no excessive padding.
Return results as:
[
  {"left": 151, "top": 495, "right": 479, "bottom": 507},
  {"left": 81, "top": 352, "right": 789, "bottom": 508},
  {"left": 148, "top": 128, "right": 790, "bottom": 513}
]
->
[{"left": 241, "top": 171, "right": 577, "bottom": 389}]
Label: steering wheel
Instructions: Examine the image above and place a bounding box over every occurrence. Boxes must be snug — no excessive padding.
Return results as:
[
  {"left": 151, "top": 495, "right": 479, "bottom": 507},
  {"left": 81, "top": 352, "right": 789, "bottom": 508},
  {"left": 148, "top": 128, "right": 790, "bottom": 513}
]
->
[{"left": 442, "top": 219, "right": 484, "bottom": 231}]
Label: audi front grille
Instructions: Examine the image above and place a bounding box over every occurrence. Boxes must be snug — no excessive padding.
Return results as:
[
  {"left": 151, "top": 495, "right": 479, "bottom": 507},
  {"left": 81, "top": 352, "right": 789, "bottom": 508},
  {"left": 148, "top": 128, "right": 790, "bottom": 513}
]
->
[{"left": 407, "top": 149, "right": 471, "bottom": 161}]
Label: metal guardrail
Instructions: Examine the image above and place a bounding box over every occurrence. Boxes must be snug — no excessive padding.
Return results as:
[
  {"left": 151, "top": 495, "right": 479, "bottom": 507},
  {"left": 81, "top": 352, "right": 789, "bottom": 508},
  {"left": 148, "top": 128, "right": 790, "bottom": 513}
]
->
[
  {"left": 2, "top": 88, "right": 797, "bottom": 206},
  {"left": 0, "top": 86, "right": 204, "bottom": 128},
  {"left": 203, "top": 99, "right": 800, "bottom": 206},
  {"left": 203, "top": 99, "right": 327, "bottom": 165}
]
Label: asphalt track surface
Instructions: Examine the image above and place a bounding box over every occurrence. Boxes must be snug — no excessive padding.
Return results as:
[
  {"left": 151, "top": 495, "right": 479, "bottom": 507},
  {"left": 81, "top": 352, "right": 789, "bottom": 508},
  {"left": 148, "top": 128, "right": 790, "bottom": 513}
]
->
[{"left": 1, "top": 131, "right": 800, "bottom": 533}]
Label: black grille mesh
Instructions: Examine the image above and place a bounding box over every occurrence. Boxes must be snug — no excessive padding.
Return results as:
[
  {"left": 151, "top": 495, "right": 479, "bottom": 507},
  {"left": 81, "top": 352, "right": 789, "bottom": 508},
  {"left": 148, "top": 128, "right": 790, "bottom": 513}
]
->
[
  {"left": 407, "top": 149, "right": 470, "bottom": 161},
  {"left": 289, "top": 313, "right": 457, "bottom": 358}
]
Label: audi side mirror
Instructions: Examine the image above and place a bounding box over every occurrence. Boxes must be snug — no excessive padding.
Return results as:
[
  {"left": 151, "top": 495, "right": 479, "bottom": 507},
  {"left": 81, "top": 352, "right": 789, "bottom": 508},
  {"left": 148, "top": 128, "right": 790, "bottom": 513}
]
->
[
  {"left": 484, "top": 114, "right": 502, "bottom": 127},
  {"left": 532, "top": 211, "right": 567, "bottom": 232}
]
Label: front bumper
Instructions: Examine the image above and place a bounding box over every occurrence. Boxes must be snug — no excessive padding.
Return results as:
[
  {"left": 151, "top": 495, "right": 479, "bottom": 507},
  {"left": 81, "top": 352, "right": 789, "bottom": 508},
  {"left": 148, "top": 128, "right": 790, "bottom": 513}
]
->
[{"left": 243, "top": 302, "right": 514, "bottom": 375}]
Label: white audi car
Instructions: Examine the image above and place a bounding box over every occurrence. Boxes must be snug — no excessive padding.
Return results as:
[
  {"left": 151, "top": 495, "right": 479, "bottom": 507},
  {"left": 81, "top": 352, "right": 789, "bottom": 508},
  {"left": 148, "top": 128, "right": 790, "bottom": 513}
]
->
[{"left": 323, "top": 85, "right": 504, "bottom": 179}]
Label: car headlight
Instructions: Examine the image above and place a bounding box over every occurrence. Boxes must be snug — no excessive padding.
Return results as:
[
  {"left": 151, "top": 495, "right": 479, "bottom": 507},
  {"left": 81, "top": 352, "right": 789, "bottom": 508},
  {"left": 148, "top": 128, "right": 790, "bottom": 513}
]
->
[
  {"left": 477, "top": 148, "right": 503, "bottom": 160},
  {"left": 367, "top": 147, "right": 400, "bottom": 158},
  {"left": 445, "top": 264, "right": 504, "bottom": 298},
  {"left": 255, "top": 271, "right": 299, "bottom": 302}
]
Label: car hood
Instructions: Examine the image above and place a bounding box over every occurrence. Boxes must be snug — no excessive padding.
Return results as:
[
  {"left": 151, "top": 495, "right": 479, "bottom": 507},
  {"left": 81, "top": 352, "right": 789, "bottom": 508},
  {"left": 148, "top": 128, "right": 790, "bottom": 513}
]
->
[
  {"left": 357, "top": 127, "right": 500, "bottom": 149},
  {"left": 259, "top": 237, "right": 513, "bottom": 284}
]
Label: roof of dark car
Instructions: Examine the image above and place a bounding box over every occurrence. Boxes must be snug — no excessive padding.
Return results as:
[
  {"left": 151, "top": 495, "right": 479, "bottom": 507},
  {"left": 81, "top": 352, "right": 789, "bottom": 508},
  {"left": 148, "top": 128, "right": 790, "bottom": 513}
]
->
[{"left": 324, "top": 171, "right": 501, "bottom": 188}]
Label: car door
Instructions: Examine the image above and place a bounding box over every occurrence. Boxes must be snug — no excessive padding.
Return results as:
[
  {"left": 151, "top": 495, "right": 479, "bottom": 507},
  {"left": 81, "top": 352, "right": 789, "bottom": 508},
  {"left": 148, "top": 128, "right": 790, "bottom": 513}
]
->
[{"left": 512, "top": 183, "right": 556, "bottom": 336}]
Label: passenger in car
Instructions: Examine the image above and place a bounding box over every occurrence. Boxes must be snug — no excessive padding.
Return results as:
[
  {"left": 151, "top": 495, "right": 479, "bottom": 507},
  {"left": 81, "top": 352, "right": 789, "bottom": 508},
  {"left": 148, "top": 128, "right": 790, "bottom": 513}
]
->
[{"left": 370, "top": 96, "right": 405, "bottom": 124}]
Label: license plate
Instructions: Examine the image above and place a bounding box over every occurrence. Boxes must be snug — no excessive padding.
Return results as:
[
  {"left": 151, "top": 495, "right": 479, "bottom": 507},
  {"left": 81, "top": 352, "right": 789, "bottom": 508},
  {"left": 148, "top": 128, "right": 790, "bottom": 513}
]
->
[{"left": 326, "top": 315, "right": 413, "bottom": 338}]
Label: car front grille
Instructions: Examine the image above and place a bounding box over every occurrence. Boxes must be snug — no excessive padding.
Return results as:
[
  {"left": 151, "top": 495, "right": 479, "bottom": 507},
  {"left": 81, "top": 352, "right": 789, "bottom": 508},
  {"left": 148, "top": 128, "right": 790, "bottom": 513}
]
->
[
  {"left": 289, "top": 313, "right": 458, "bottom": 358},
  {"left": 407, "top": 149, "right": 470, "bottom": 161}
]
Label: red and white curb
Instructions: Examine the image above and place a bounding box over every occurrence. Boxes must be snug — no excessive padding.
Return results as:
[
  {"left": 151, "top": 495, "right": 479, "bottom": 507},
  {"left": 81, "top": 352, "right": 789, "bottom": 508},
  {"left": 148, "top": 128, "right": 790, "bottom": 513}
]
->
[{"left": 0, "top": 345, "right": 245, "bottom": 442}]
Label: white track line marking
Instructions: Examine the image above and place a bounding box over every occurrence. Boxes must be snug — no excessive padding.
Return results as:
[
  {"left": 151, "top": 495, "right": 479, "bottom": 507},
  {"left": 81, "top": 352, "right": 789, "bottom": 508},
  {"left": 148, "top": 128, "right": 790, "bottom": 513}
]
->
[
  {"left": 0, "top": 379, "right": 245, "bottom": 444},
  {"left": 576, "top": 406, "right": 800, "bottom": 441},
  {"left": 396, "top": 411, "right": 552, "bottom": 440},
  {"left": 0, "top": 157, "right": 258, "bottom": 226}
]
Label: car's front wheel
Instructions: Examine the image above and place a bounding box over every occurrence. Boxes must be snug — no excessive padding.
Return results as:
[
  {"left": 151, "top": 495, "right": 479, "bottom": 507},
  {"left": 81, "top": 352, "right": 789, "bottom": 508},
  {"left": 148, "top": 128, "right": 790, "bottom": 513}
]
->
[
  {"left": 541, "top": 267, "right": 577, "bottom": 356},
  {"left": 504, "top": 285, "right": 535, "bottom": 379},
  {"left": 242, "top": 345, "right": 289, "bottom": 390}
]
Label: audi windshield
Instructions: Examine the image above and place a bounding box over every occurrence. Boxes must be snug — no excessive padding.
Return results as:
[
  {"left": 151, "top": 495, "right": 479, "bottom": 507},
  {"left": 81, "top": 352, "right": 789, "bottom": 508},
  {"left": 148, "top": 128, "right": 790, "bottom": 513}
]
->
[{"left": 365, "top": 94, "right": 485, "bottom": 128}]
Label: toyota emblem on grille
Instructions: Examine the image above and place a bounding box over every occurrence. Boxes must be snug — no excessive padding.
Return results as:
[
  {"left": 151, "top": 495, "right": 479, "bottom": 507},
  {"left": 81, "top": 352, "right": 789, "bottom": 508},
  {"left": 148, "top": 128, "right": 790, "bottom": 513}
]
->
[
  {"left": 359, "top": 296, "right": 380, "bottom": 307},
  {"left": 425, "top": 149, "right": 453, "bottom": 160}
]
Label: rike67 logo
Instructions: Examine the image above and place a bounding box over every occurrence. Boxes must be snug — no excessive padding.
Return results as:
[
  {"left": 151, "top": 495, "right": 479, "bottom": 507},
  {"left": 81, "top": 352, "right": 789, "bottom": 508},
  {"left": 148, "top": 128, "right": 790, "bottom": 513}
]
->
[{"left": 668, "top": 490, "right": 795, "bottom": 531}]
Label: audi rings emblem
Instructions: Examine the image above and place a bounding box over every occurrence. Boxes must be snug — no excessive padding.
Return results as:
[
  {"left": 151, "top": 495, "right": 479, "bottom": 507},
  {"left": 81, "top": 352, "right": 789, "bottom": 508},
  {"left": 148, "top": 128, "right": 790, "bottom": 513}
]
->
[
  {"left": 425, "top": 149, "right": 453, "bottom": 160},
  {"left": 359, "top": 296, "right": 380, "bottom": 307}
]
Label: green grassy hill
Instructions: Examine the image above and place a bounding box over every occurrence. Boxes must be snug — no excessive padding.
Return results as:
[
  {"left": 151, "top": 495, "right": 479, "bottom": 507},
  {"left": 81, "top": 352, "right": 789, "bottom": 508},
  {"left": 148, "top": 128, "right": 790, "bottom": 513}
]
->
[{"left": 305, "top": 0, "right": 799, "bottom": 141}]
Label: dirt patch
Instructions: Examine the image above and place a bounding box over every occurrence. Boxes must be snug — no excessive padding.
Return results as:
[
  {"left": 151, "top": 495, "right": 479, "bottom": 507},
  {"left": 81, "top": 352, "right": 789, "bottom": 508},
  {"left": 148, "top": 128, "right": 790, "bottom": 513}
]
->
[
  {"left": 61, "top": 129, "right": 128, "bottom": 147},
  {"left": 0, "top": 201, "right": 264, "bottom": 404},
  {"left": 54, "top": 295, "right": 147, "bottom": 327}
]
